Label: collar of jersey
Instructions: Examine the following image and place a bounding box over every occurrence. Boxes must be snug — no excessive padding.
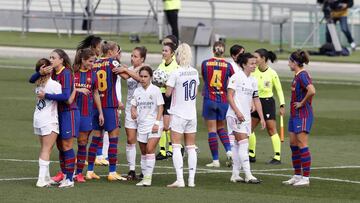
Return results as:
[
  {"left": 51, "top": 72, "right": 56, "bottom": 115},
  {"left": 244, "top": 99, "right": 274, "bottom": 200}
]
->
[
  {"left": 295, "top": 69, "right": 305, "bottom": 76},
  {"left": 80, "top": 68, "right": 89, "bottom": 73},
  {"left": 56, "top": 66, "right": 65, "bottom": 75},
  {"left": 212, "top": 57, "right": 224, "bottom": 60},
  {"left": 257, "top": 65, "right": 269, "bottom": 72}
]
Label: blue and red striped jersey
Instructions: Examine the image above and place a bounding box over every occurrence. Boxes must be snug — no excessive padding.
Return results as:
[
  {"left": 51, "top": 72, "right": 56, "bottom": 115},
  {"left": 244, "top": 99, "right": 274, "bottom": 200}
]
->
[
  {"left": 93, "top": 57, "right": 119, "bottom": 108},
  {"left": 201, "top": 57, "right": 234, "bottom": 103},
  {"left": 290, "top": 70, "right": 313, "bottom": 118},
  {"left": 52, "top": 67, "right": 78, "bottom": 112},
  {"left": 74, "top": 69, "right": 98, "bottom": 116}
]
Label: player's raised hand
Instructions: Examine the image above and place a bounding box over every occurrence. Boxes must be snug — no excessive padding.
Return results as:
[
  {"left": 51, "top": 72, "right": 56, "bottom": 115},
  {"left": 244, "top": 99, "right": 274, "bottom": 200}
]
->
[{"left": 39, "top": 65, "right": 53, "bottom": 75}]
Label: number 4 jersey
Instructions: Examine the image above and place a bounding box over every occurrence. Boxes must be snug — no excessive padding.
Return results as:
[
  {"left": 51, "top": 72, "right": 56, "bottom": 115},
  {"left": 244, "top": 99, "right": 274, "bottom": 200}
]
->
[
  {"left": 166, "top": 66, "right": 200, "bottom": 120},
  {"left": 93, "top": 57, "right": 120, "bottom": 108}
]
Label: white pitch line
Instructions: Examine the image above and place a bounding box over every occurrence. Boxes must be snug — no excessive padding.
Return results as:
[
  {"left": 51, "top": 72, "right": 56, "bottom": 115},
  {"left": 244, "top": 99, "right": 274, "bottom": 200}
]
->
[{"left": 1, "top": 158, "right": 360, "bottom": 184}]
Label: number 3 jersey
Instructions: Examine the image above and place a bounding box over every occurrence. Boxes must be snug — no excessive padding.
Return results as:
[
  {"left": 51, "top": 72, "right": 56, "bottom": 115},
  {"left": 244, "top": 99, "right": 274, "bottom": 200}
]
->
[
  {"left": 166, "top": 66, "right": 200, "bottom": 120},
  {"left": 33, "top": 78, "right": 62, "bottom": 128},
  {"left": 93, "top": 57, "right": 120, "bottom": 108},
  {"left": 201, "top": 57, "right": 234, "bottom": 103}
]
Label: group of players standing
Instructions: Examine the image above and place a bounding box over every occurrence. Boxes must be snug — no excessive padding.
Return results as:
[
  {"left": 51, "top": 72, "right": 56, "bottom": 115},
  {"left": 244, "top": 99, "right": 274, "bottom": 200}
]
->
[{"left": 31, "top": 33, "right": 315, "bottom": 188}]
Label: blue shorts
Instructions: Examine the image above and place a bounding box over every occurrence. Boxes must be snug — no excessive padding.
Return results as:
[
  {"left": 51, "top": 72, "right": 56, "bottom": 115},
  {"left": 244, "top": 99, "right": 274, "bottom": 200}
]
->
[
  {"left": 288, "top": 116, "right": 313, "bottom": 134},
  {"left": 59, "top": 110, "right": 80, "bottom": 139},
  {"left": 92, "top": 108, "right": 119, "bottom": 132},
  {"left": 79, "top": 115, "right": 93, "bottom": 132},
  {"left": 202, "top": 99, "right": 229, "bottom": 120}
]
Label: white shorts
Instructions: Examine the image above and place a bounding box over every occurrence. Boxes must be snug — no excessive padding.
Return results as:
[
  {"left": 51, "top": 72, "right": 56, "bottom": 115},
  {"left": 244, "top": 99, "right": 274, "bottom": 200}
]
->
[
  {"left": 170, "top": 114, "right": 197, "bottom": 134},
  {"left": 124, "top": 114, "right": 137, "bottom": 129},
  {"left": 226, "top": 116, "right": 251, "bottom": 136},
  {"left": 34, "top": 123, "right": 59, "bottom": 136},
  {"left": 137, "top": 129, "right": 162, "bottom": 144}
]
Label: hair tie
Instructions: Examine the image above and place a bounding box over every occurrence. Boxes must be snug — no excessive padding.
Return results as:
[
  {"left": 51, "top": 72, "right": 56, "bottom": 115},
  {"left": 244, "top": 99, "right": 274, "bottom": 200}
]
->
[{"left": 289, "top": 55, "right": 303, "bottom": 67}]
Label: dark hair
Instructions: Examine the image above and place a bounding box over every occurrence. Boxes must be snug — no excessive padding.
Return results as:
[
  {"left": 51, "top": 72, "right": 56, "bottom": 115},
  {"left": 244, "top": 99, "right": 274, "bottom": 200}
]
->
[
  {"left": 73, "top": 48, "right": 96, "bottom": 72},
  {"left": 289, "top": 49, "right": 310, "bottom": 67},
  {"left": 163, "top": 42, "right": 177, "bottom": 54},
  {"left": 52, "top": 49, "right": 72, "bottom": 70},
  {"left": 77, "top": 35, "right": 102, "bottom": 51},
  {"left": 255, "top": 48, "right": 277, "bottom": 63},
  {"left": 139, "top": 66, "right": 153, "bottom": 77},
  {"left": 213, "top": 41, "right": 225, "bottom": 57},
  {"left": 236, "top": 52, "right": 256, "bottom": 69},
  {"left": 35, "top": 58, "right": 50, "bottom": 72},
  {"left": 133, "top": 46, "right": 147, "bottom": 62},
  {"left": 163, "top": 35, "right": 179, "bottom": 49},
  {"left": 230, "top": 44, "right": 245, "bottom": 57}
]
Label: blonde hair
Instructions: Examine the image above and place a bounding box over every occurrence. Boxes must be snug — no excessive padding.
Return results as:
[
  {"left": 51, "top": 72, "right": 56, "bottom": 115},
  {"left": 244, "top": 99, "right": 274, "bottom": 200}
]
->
[
  {"left": 175, "top": 43, "right": 192, "bottom": 67},
  {"left": 101, "top": 40, "right": 118, "bottom": 55}
]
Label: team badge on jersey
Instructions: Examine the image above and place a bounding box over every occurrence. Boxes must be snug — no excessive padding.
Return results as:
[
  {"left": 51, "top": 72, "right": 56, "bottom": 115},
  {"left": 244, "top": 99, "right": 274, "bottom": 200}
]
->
[{"left": 112, "top": 60, "right": 120, "bottom": 68}]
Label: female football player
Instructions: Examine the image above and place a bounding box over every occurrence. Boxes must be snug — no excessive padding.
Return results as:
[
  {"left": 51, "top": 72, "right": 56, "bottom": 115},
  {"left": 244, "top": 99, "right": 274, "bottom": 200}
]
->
[
  {"left": 156, "top": 42, "right": 178, "bottom": 160},
  {"left": 226, "top": 53, "right": 265, "bottom": 184},
  {"left": 131, "top": 66, "right": 164, "bottom": 187},
  {"left": 165, "top": 43, "right": 199, "bottom": 188},
  {"left": 33, "top": 58, "right": 61, "bottom": 187},
  {"left": 201, "top": 41, "right": 234, "bottom": 167},
  {"left": 68, "top": 48, "right": 104, "bottom": 182},
  {"left": 249, "top": 48, "right": 285, "bottom": 164},
  {"left": 282, "top": 50, "right": 315, "bottom": 187}
]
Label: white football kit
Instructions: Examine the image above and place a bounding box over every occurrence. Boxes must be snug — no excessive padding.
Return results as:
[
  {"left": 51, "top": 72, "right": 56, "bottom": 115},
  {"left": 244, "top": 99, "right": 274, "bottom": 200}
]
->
[
  {"left": 131, "top": 83, "right": 164, "bottom": 143},
  {"left": 125, "top": 66, "right": 141, "bottom": 129},
  {"left": 33, "top": 78, "right": 62, "bottom": 136},
  {"left": 166, "top": 66, "right": 200, "bottom": 134},
  {"left": 226, "top": 70, "right": 258, "bottom": 135}
]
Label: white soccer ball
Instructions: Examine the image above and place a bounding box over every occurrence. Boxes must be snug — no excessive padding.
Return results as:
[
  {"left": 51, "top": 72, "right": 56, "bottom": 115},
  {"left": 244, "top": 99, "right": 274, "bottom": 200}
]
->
[{"left": 152, "top": 69, "right": 169, "bottom": 87}]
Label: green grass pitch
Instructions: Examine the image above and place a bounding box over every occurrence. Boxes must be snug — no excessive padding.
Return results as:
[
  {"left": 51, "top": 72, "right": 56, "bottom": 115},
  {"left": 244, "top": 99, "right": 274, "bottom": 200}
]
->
[{"left": 0, "top": 63, "right": 359, "bottom": 203}]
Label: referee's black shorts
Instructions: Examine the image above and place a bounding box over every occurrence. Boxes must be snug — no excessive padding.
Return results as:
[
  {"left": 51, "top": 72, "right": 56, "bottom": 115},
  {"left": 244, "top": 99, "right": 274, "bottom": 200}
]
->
[
  {"left": 162, "top": 93, "right": 171, "bottom": 115},
  {"left": 251, "top": 97, "right": 276, "bottom": 120}
]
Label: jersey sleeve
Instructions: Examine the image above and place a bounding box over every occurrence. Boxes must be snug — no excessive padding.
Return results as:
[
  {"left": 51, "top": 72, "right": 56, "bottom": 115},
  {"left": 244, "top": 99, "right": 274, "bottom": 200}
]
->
[
  {"left": 130, "top": 89, "right": 138, "bottom": 106},
  {"left": 272, "top": 70, "right": 285, "bottom": 105},
  {"left": 196, "top": 71, "right": 200, "bottom": 87},
  {"left": 115, "top": 75, "right": 122, "bottom": 102},
  {"left": 252, "top": 78, "right": 259, "bottom": 98},
  {"left": 227, "top": 74, "right": 237, "bottom": 90},
  {"left": 45, "top": 70, "right": 71, "bottom": 101},
  {"left": 29, "top": 72, "right": 41, "bottom": 83},
  {"left": 156, "top": 88, "right": 165, "bottom": 105},
  {"left": 299, "top": 72, "right": 312, "bottom": 88},
  {"left": 166, "top": 71, "right": 177, "bottom": 88}
]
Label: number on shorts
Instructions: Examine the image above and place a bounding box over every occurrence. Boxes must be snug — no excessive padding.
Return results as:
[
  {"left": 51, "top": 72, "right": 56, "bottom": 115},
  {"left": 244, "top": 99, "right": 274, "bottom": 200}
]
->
[
  {"left": 97, "top": 70, "right": 107, "bottom": 91},
  {"left": 183, "top": 79, "right": 197, "bottom": 101},
  {"left": 210, "top": 70, "right": 222, "bottom": 90}
]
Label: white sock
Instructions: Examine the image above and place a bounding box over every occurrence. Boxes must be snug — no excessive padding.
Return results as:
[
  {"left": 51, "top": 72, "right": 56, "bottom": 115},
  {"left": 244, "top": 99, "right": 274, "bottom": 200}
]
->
[
  {"left": 231, "top": 141, "right": 240, "bottom": 176},
  {"left": 237, "top": 139, "right": 252, "bottom": 178},
  {"left": 145, "top": 154, "right": 156, "bottom": 178},
  {"left": 140, "top": 155, "right": 146, "bottom": 175},
  {"left": 126, "top": 144, "right": 136, "bottom": 171},
  {"left": 187, "top": 145, "right": 197, "bottom": 182},
  {"left": 172, "top": 144, "right": 184, "bottom": 182},
  {"left": 102, "top": 131, "right": 109, "bottom": 158},
  {"left": 38, "top": 158, "right": 49, "bottom": 179}
]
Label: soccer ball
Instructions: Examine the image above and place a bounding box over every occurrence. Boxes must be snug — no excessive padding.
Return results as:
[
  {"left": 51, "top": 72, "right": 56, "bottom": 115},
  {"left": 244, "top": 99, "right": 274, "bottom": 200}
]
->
[{"left": 152, "top": 68, "right": 169, "bottom": 87}]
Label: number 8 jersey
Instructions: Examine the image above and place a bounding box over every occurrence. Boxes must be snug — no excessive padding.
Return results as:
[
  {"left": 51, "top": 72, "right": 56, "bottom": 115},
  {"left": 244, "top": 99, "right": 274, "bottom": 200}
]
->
[
  {"left": 166, "top": 66, "right": 200, "bottom": 120},
  {"left": 93, "top": 57, "right": 119, "bottom": 108}
]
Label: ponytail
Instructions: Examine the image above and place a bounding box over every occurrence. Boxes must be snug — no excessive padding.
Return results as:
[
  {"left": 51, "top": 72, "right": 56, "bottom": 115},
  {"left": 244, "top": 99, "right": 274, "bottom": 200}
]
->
[{"left": 255, "top": 48, "right": 277, "bottom": 63}]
